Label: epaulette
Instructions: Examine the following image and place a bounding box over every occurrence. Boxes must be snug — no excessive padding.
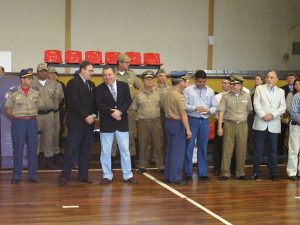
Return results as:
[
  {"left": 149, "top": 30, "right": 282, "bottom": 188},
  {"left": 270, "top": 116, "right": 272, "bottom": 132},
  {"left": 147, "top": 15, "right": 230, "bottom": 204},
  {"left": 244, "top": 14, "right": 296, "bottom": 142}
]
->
[
  {"left": 31, "top": 86, "right": 39, "bottom": 91},
  {"left": 9, "top": 86, "right": 18, "bottom": 93}
]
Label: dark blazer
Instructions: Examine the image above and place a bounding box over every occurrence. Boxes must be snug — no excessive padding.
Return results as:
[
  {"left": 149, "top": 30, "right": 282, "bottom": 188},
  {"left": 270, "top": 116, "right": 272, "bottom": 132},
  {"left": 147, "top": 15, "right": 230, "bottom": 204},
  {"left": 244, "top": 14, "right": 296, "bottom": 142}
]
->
[
  {"left": 65, "top": 75, "right": 97, "bottom": 129},
  {"left": 96, "top": 80, "right": 132, "bottom": 132},
  {"left": 280, "top": 84, "right": 291, "bottom": 98}
]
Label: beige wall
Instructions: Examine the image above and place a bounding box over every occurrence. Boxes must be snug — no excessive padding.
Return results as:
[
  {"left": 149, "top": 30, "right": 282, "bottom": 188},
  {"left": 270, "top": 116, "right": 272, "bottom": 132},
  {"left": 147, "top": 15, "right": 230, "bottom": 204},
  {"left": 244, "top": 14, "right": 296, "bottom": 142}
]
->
[
  {"left": 0, "top": 0, "right": 299, "bottom": 72},
  {"left": 0, "top": 0, "right": 65, "bottom": 72}
]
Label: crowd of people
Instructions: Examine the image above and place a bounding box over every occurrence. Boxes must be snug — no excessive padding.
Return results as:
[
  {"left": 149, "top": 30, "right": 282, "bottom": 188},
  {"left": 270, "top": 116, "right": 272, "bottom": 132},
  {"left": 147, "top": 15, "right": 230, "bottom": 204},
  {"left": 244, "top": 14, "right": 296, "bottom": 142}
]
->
[{"left": 2, "top": 54, "right": 300, "bottom": 186}]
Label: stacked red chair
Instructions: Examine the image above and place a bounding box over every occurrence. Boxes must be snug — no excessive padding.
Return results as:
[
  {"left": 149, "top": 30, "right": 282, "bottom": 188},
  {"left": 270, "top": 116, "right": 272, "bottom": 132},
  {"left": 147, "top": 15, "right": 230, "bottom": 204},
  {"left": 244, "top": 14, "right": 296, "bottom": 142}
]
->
[
  {"left": 65, "top": 50, "right": 82, "bottom": 64},
  {"left": 143, "top": 53, "right": 163, "bottom": 65},
  {"left": 44, "top": 50, "right": 63, "bottom": 63},
  {"left": 85, "top": 51, "right": 103, "bottom": 64},
  {"left": 125, "top": 52, "right": 142, "bottom": 65},
  {"left": 105, "top": 52, "right": 121, "bottom": 65}
]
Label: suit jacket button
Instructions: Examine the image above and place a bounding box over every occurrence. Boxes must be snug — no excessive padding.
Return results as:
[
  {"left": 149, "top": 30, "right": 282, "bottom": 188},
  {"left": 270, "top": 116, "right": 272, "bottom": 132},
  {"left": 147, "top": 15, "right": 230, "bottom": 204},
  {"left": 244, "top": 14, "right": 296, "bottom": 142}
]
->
[{"left": 114, "top": 106, "right": 117, "bottom": 108}]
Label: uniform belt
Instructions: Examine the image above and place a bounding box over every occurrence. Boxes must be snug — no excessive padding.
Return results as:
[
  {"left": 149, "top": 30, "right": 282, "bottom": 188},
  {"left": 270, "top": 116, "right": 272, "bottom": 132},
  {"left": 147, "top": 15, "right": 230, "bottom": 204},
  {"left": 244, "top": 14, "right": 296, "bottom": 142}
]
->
[
  {"left": 188, "top": 116, "right": 207, "bottom": 120},
  {"left": 225, "top": 119, "right": 246, "bottom": 124},
  {"left": 166, "top": 117, "right": 180, "bottom": 120},
  {"left": 53, "top": 109, "right": 59, "bottom": 113},
  {"left": 38, "top": 109, "right": 53, "bottom": 115},
  {"left": 15, "top": 116, "right": 36, "bottom": 120},
  {"left": 139, "top": 118, "right": 160, "bottom": 122},
  {"left": 291, "top": 121, "right": 300, "bottom": 126}
]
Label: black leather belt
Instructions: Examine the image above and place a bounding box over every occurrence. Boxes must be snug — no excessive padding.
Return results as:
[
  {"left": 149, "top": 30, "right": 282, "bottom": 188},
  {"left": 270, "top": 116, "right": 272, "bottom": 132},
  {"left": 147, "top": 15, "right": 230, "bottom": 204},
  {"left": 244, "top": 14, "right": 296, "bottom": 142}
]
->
[
  {"left": 291, "top": 121, "right": 300, "bottom": 126},
  {"left": 188, "top": 116, "right": 207, "bottom": 120},
  {"left": 38, "top": 109, "right": 53, "bottom": 115},
  {"left": 53, "top": 109, "right": 59, "bottom": 113}
]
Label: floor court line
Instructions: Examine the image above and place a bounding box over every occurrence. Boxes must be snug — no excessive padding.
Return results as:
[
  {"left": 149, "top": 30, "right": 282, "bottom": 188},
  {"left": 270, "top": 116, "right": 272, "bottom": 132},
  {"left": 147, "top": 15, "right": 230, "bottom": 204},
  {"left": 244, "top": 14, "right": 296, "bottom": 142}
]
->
[{"left": 143, "top": 172, "right": 233, "bottom": 225}]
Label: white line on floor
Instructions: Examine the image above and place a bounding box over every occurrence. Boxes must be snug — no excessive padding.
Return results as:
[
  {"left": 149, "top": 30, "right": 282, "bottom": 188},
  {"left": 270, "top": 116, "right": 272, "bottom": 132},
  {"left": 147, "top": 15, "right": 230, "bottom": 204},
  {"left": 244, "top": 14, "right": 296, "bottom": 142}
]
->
[
  {"left": 294, "top": 197, "right": 300, "bottom": 199},
  {"left": 143, "top": 172, "right": 232, "bottom": 225},
  {"left": 62, "top": 205, "right": 80, "bottom": 209}
]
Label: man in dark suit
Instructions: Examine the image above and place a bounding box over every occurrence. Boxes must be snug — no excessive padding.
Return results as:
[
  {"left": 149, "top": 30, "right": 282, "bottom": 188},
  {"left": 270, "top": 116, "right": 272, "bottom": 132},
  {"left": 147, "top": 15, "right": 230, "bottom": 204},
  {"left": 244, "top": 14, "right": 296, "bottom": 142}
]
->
[
  {"left": 96, "top": 65, "right": 137, "bottom": 184},
  {"left": 59, "top": 61, "right": 97, "bottom": 186}
]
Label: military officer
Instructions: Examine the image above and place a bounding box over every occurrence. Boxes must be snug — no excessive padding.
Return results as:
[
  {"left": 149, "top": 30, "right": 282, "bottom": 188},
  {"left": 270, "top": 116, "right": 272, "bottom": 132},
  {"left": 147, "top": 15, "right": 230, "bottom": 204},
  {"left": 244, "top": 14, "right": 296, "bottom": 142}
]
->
[
  {"left": 131, "top": 70, "right": 164, "bottom": 173},
  {"left": 217, "top": 75, "right": 252, "bottom": 181},
  {"left": 114, "top": 53, "right": 141, "bottom": 165},
  {"left": 48, "top": 66, "right": 64, "bottom": 165},
  {"left": 163, "top": 74, "right": 192, "bottom": 185},
  {"left": 32, "top": 63, "right": 58, "bottom": 169},
  {"left": 5, "top": 69, "right": 42, "bottom": 184}
]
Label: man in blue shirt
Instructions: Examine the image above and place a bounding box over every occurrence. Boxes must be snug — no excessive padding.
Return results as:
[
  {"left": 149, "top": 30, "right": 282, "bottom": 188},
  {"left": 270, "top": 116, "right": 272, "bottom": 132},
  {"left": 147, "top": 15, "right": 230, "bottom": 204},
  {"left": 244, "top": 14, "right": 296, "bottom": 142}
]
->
[{"left": 183, "top": 70, "right": 217, "bottom": 181}]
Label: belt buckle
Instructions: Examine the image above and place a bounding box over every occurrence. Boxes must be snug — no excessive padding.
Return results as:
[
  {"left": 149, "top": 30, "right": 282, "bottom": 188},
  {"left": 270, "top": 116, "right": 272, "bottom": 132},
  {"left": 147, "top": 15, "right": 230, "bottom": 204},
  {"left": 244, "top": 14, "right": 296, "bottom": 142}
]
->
[{"left": 236, "top": 121, "right": 240, "bottom": 124}]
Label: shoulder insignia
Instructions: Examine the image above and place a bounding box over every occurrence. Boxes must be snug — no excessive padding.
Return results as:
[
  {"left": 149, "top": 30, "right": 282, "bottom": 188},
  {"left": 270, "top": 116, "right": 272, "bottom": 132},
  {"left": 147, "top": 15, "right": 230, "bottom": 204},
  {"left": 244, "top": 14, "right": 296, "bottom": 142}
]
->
[
  {"left": 9, "top": 86, "right": 18, "bottom": 93},
  {"left": 181, "top": 97, "right": 186, "bottom": 101}
]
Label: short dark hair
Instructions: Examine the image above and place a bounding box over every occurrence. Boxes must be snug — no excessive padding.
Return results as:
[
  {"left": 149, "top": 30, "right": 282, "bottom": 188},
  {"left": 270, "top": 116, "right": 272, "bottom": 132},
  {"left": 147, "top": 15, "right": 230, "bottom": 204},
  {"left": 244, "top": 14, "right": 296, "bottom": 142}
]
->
[
  {"left": 287, "top": 72, "right": 297, "bottom": 79},
  {"left": 102, "top": 65, "right": 115, "bottom": 74},
  {"left": 194, "top": 70, "right": 207, "bottom": 79},
  {"left": 0, "top": 66, "right": 4, "bottom": 73},
  {"left": 79, "top": 61, "right": 93, "bottom": 72}
]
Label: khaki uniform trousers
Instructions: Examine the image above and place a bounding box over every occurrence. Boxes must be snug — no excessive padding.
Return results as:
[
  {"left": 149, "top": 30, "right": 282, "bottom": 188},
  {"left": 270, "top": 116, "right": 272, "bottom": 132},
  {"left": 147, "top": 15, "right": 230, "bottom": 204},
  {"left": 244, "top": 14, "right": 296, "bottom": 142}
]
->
[
  {"left": 221, "top": 121, "right": 248, "bottom": 177},
  {"left": 111, "top": 110, "right": 137, "bottom": 156},
  {"left": 37, "top": 112, "right": 54, "bottom": 158},
  {"left": 137, "top": 118, "right": 163, "bottom": 169},
  {"left": 53, "top": 111, "right": 61, "bottom": 155}
]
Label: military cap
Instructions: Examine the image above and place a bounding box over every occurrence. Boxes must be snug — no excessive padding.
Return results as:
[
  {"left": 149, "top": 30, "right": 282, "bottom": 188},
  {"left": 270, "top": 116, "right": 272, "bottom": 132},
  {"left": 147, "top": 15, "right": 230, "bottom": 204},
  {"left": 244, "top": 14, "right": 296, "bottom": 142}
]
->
[
  {"left": 230, "top": 75, "right": 245, "bottom": 84},
  {"left": 37, "top": 63, "right": 48, "bottom": 72},
  {"left": 141, "top": 70, "right": 155, "bottom": 79},
  {"left": 48, "top": 66, "right": 57, "bottom": 74},
  {"left": 118, "top": 53, "right": 131, "bottom": 62},
  {"left": 19, "top": 69, "right": 33, "bottom": 79},
  {"left": 170, "top": 70, "right": 191, "bottom": 81}
]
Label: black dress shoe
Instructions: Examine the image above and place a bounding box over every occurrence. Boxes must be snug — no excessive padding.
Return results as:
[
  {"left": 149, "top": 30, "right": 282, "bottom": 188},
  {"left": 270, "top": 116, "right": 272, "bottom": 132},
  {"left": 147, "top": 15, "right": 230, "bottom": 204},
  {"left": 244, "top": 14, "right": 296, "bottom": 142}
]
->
[
  {"left": 170, "top": 180, "right": 187, "bottom": 185},
  {"left": 237, "top": 175, "right": 250, "bottom": 181},
  {"left": 137, "top": 168, "right": 146, "bottom": 174},
  {"left": 220, "top": 176, "right": 229, "bottom": 181},
  {"left": 124, "top": 177, "right": 137, "bottom": 184},
  {"left": 270, "top": 175, "right": 279, "bottom": 181},
  {"left": 77, "top": 177, "right": 93, "bottom": 184},
  {"left": 101, "top": 178, "right": 112, "bottom": 185},
  {"left": 58, "top": 176, "right": 68, "bottom": 186},
  {"left": 288, "top": 176, "right": 298, "bottom": 181},
  {"left": 251, "top": 174, "right": 259, "bottom": 180},
  {"left": 183, "top": 175, "right": 193, "bottom": 182},
  {"left": 213, "top": 170, "right": 220, "bottom": 176},
  {"left": 11, "top": 179, "right": 20, "bottom": 184},
  {"left": 198, "top": 176, "right": 210, "bottom": 181},
  {"left": 28, "top": 178, "right": 40, "bottom": 183}
]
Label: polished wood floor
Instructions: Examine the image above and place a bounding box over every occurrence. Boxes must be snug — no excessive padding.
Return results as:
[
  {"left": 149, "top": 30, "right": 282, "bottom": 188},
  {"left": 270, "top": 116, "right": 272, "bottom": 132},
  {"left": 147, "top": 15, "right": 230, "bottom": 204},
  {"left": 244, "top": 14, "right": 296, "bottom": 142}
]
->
[{"left": 0, "top": 165, "right": 300, "bottom": 225}]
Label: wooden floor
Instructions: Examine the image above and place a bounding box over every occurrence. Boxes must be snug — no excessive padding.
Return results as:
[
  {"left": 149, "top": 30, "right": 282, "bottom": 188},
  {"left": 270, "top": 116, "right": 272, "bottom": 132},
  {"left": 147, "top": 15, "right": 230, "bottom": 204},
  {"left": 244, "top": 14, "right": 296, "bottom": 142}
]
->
[{"left": 0, "top": 165, "right": 300, "bottom": 225}]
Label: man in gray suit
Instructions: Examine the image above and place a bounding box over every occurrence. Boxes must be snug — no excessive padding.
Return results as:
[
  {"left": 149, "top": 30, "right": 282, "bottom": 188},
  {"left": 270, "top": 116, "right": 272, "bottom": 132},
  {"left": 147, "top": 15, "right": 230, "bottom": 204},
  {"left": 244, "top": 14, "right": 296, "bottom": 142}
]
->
[{"left": 252, "top": 71, "right": 286, "bottom": 181}]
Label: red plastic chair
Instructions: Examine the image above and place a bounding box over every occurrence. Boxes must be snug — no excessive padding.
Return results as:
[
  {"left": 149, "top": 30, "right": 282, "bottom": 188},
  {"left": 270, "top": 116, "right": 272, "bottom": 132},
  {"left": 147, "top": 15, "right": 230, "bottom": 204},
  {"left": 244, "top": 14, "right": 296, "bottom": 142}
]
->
[
  {"left": 65, "top": 50, "right": 82, "bottom": 64},
  {"left": 44, "top": 50, "right": 63, "bottom": 63},
  {"left": 125, "top": 52, "right": 142, "bottom": 65},
  {"left": 85, "top": 51, "right": 103, "bottom": 64},
  {"left": 144, "top": 53, "right": 163, "bottom": 66},
  {"left": 105, "top": 52, "right": 121, "bottom": 65}
]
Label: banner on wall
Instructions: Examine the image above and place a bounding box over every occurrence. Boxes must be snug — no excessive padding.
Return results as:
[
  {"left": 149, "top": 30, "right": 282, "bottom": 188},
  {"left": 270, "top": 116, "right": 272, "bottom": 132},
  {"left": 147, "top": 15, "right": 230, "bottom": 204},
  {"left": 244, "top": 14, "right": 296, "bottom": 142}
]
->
[{"left": 0, "top": 75, "right": 28, "bottom": 168}]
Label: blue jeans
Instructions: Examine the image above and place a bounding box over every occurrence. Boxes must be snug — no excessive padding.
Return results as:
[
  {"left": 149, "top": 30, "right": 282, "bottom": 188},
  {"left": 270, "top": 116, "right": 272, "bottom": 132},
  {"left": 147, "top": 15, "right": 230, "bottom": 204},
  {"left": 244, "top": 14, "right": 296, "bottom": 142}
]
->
[
  {"left": 61, "top": 125, "right": 94, "bottom": 179},
  {"left": 184, "top": 117, "right": 210, "bottom": 177},
  {"left": 164, "top": 119, "right": 186, "bottom": 182},
  {"left": 253, "top": 129, "right": 278, "bottom": 177},
  {"left": 11, "top": 118, "right": 38, "bottom": 180},
  {"left": 100, "top": 131, "right": 133, "bottom": 180}
]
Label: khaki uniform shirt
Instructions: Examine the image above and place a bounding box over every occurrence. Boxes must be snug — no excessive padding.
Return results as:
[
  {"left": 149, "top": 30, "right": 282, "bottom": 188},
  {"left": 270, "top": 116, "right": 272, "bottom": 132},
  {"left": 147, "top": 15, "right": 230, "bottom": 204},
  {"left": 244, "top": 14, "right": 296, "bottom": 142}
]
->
[
  {"left": 54, "top": 81, "right": 64, "bottom": 110},
  {"left": 163, "top": 87, "right": 187, "bottom": 120},
  {"left": 131, "top": 89, "right": 161, "bottom": 119},
  {"left": 218, "top": 91, "right": 252, "bottom": 122},
  {"left": 32, "top": 78, "right": 57, "bottom": 110},
  {"left": 5, "top": 86, "right": 42, "bottom": 117},
  {"left": 115, "top": 68, "right": 141, "bottom": 98}
]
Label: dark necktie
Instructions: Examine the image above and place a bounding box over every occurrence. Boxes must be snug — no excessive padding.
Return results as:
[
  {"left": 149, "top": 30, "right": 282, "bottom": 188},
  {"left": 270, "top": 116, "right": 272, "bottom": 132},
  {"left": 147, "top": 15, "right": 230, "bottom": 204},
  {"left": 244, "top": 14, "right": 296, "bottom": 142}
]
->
[{"left": 85, "top": 80, "right": 90, "bottom": 91}]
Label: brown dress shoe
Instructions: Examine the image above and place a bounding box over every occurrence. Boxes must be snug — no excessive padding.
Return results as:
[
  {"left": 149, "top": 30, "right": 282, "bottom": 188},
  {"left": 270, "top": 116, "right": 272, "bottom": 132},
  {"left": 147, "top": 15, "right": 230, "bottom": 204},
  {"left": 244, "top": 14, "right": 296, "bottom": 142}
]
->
[
  {"left": 101, "top": 178, "right": 112, "bottom": 185},
  {"left": 124, "top": 177, "right": 137, "bottom": 184}
]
